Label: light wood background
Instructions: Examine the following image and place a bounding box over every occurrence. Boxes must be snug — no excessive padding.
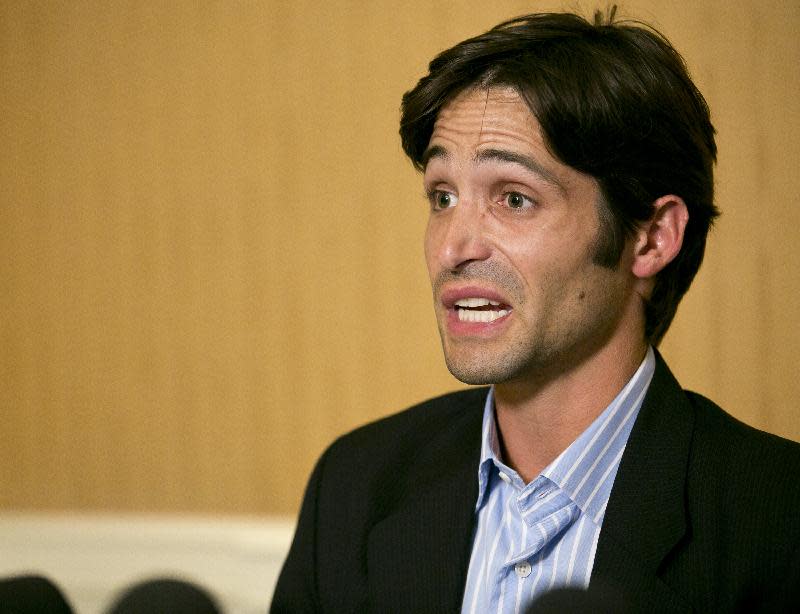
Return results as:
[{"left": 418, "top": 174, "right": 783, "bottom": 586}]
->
[{"left": 2, "top": 1, "right": 798, "bottom": 516}]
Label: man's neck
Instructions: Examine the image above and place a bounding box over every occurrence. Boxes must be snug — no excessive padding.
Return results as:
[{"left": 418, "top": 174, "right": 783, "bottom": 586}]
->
[{"left": 493, "top": 338, "right": 649, "bottom": 483}]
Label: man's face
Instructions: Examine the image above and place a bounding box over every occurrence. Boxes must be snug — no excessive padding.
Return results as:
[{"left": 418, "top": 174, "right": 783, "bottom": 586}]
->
[{"left": 423, "top": 87, "right": 638, "bottom": 385}]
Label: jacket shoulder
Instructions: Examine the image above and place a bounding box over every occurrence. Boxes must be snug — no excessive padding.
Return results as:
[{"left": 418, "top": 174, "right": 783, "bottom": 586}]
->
[
  {"left": 678, "top": 392, "right": 800, "bottom": 607},
  {"left": 685, "top": 390, "right": 800, "bottom": 482},
  {"left": 272, "top": 388, "right": 487, "bottom": 613},
  {"left": 682, "top": 391, "right": 800, "bottom": 530}
]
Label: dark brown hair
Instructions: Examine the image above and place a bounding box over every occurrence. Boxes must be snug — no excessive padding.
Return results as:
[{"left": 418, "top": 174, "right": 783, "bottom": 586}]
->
[{"left": 400, "top": 11, "right": 718, "bottom": 344}]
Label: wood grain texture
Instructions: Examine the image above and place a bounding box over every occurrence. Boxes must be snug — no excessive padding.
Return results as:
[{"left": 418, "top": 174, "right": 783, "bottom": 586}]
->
[{"left": 1, "top": 1, "right": 797, "bottom": 515}]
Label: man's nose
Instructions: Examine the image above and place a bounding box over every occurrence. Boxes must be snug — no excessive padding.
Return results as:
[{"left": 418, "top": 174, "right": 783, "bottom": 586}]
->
[{"left": 434, "top": 201, "right": 492, "bottom": 271}]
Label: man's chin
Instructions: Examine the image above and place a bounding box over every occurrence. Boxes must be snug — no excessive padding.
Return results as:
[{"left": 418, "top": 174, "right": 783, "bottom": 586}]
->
[{"left": 443, "top": 356, "right": 516, "bottom": 386}]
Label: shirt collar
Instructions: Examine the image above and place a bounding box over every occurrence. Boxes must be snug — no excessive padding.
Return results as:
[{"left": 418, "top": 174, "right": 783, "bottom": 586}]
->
[{"left": 474, "top": 347, "right": 656, "bottom": 523}]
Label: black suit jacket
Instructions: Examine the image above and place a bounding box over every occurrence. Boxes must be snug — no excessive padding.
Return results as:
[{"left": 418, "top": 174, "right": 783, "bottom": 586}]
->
[{"left": 271, "top": 356, "right": 800, "bottom": 612}]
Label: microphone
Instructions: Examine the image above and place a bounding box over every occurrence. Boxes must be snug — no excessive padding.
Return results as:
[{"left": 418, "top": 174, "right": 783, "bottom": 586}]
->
[
  {"left": 0, "top": 575, "right": 74, "bottom": 614},
  {"left": 526, "top": 585, "right": 627, "bottom": 613},
  {"left": 106, "top": 578, "right": 221, "bottom": 614}
]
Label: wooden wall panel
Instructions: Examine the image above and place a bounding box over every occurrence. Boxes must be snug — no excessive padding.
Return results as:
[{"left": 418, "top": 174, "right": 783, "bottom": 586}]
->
[{"left": 1, "top": 1, "right": 797, "bottom": 515}]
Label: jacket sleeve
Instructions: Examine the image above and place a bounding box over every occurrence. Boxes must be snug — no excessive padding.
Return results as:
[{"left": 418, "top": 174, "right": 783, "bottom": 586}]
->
[{"left": 270, "top": 449, "right": 329, "bottom": 614}]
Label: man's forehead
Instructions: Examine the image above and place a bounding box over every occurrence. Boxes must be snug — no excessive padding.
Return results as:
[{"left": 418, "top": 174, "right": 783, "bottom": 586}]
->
[
  {"left": 432, "top": 86, "right": 535, "bottom": 130},
  {"left": 425, "top": 86, "right": 544, "bottom": 166}
]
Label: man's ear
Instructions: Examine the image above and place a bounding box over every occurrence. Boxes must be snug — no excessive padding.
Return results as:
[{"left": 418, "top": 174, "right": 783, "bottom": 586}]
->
[{"left": 631, "top": 195, "right": 688, "bottom": 281}]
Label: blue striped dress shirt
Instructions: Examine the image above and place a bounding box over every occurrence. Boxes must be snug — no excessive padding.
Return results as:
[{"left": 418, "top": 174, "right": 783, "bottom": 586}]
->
[{"left": 461, "top": 347, "right": 656, "bottom": 614}]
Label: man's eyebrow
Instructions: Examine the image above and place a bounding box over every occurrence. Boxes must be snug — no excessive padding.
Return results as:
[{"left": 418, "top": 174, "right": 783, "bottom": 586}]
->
[
  {"left": 421, "top": 144, "right": 449, "bottom": 169},
  {"left": 474, "top": 148, "right": 565, "bottom": 193}
]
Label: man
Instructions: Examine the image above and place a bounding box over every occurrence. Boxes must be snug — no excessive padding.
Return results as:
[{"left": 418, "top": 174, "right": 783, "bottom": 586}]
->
[{"left": 272, "top": 11, "right": 800, "bottom": 613}]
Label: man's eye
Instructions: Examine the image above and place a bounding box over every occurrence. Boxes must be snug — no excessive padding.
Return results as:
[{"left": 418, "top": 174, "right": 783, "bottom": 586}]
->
[
  {"left": 503, "top": 192, "right": 534, "bottom": 210},
  {"left": 430, "top": 190, "right": 458, "bottom": 210}
]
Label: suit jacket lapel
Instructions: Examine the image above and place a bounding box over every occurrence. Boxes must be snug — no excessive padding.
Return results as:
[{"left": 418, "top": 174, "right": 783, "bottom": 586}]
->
[
  {"left": 366, "top": 392, "right": 484, "bottom": 613},
  {"left": 591, "top": 353, "right": 694, "bottom": 611}
]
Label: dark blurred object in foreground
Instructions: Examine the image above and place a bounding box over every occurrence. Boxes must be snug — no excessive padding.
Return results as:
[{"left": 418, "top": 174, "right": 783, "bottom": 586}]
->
[
  {"left": 107, "top": 577, "right": 221, "bottom": 614},
  {"left": 0, "top": 575, "right": 74, "bottom": 614},
  {"left": 526, "top": 585, "right": 627, "bottom": 613}
]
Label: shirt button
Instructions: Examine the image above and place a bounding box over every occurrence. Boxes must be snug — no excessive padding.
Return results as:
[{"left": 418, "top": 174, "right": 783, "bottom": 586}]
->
[
  {"left": 515, "top": 561, "right": 532, "bottom": 578},
  {"left": 498, "top": 471, "right": 511, "bottom": 484}
]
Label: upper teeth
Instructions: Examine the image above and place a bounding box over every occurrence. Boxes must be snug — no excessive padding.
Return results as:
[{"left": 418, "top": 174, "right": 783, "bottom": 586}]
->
[
  {"left": 457, "top": 308, "right": 509, "bottom": 323},
  {"left": 453, "top": 297, "right": 509, "bottom": 323},
  {"left": 454, "top": 298, "right": 502, "bottom": 308}
]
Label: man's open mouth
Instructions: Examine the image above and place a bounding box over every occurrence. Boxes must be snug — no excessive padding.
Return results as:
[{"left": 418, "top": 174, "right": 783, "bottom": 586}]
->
[{"left": 454, "top": 298, "right": 511, "bottom": 323}]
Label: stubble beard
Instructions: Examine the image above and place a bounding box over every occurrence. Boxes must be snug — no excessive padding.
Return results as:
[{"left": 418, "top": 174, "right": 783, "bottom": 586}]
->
[
  {"left": 435, "top": 270, "right": 629, "bottom": 387},
  {"left": 431, "top": 262, "right": 531, "bottom": 385},
  {"left": 441, "top": 345, "right": 536, "bottom": 386},
  {"left": 437, "top": 320, "right": 552, "bottom": 386}
]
